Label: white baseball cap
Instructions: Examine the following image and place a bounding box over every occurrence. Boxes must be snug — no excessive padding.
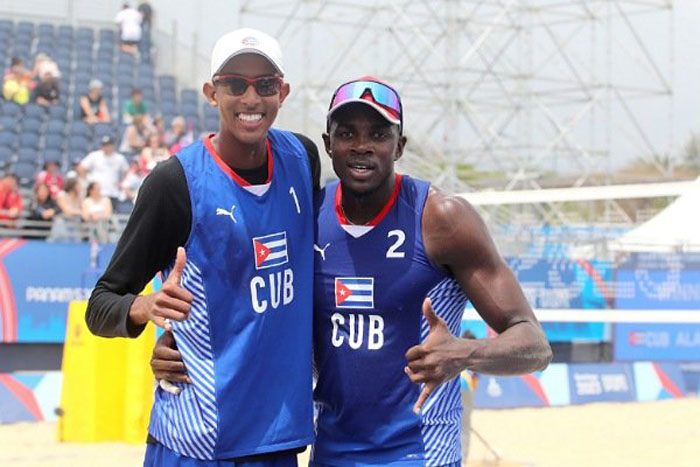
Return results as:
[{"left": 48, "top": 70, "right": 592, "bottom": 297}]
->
[{"left": 210, "top": 28, "right": 286, "bottom": 78}]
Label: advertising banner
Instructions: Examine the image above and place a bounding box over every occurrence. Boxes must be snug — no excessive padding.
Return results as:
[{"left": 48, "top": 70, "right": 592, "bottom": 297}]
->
[
  {"left": 614, "top": 253, "right": 700, "bottom": 361},
  {"left": 0, "top": 239, "right": 115, "bottom": 343},
  {"left": 567, "top": 363, "right": 636, "bottom": 404},
  {"left": 463, "top": 257, "right": 613, "bottom": 342}
]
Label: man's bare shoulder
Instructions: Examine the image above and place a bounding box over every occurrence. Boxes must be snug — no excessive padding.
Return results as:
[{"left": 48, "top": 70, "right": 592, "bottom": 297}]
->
[{"left": 423, "top": 186, "right": 495, "bottom": 267}]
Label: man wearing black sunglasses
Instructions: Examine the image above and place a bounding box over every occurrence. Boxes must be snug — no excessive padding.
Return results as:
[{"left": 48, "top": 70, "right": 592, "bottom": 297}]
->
[{"left": 85, "top": 28, "right": 320, "bottom": 466}]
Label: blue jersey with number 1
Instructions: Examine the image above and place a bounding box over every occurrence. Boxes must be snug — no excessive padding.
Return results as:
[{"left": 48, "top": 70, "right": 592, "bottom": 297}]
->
[
  {"left": 312, "top": 174, "right": 468, "bottom": 466},
  {"left": 148, "top": 128, "right": 314, "bottom": 461}
]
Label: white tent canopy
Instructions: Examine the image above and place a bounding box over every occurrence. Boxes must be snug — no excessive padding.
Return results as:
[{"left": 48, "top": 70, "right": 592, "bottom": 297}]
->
[{"left": 609, "top": 176, "right": 700, "bottom": 253}]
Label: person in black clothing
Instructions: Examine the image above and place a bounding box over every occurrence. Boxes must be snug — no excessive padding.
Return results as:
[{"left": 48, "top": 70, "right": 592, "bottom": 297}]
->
[
  {"left": 80, "top": 79, "right": 111, "bottom": 123},
  {"left": 84, "top": 28, "right": 320, "bottom": 465},
  {"left": 27, "top": 183, "right": 59, "bottom": 237},
  {"left": 33, "top": 70, "right": 60, "bottom": 107}
]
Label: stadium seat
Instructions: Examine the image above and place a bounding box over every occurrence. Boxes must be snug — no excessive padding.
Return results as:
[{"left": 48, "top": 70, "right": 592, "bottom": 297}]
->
[
  {"left": 68, "top": 135, "right": 91, "bottom": 151},
  {"left": 204, "top": 116, "right": 219, "bottom": 132},
  {"left": 99, "top": 28, "right": 115, "bottom": 42},
  {"left": 46, "top": 120, "right": 66, "bottom": 136},
  {"left": 0, "top": 116, "right": 16, "bottom": 132},
  {"left": 203, "top": 104, "right": 218, "bottom": 119},
  {"left": 48, "top": 106, "right": 67, "bottom": 120},
  {"left": 159, "top": 101, "right": 177, "bottom": 116},
  {"left": 2, "top": 102, "right": 23, "bottom": 119},
  {"left": 0, "top": 132, "right": 18, "bottom": 149},
  {"left": 0, "top": 146, "right": 13, "bottom": 168},
  {"left": 21, "top": 118, "right": 43, "bottom": 135},
  {"left": 17, "top": 21, "right": 34, "bottom": 35},
  {"left": 0, "top": 19, "right": 12, "bottom": 33},
  {"left": 38, "top": 23, "right": 55, "bottom": 37},
  {"left": 24, "top": 104, "right": 46, "bottom": 120},
  {"left": 67, "top": 149, "right": 85, "bottom": 165},
  {"left": 44, "top": 134, "right": 65, "bottom": 151},
  {"left": 69, "top": 121, "right": 92, "bottom": 138},
  {"left": 93, "top": 122, "right": 114, "bottom": 138},
  {"left": 181, "top": 89, "right": 198, "bottom": 104},
  {"left": 42, "top": 148, "right": 62, "bottom": 164},
  {"left": 77, "top": 27, "right": 94, "bottom": 41},
  {"left": 17, "top": 147, "right": 39, "bottom": 163},
  {"left": 19, "top": 133, "right": 40, "bottom": 150},
  {"left": 13, "top": 161, "right": 36, "bottom": 188},
  {"left": 58, "top": 24, "right": 73, "bottom": 37}
]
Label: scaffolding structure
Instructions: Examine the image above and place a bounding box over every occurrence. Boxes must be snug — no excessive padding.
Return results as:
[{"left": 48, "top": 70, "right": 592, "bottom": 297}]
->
[{"left": 238, "top": 0, "right": 674, "bottom": 228}]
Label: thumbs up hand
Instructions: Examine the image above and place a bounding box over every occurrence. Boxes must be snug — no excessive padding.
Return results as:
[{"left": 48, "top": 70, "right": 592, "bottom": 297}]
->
[
  {"left": 405, "top": 298, "right": 473, "bottom": 414},
  {"left": 128, "top": 247, "right": 194, "bottom": 331}
]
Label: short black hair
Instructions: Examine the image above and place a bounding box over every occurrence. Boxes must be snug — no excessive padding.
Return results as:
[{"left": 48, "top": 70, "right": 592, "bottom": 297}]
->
[{"left": 10, "top": 57, "right": 22, "bottom": 67}]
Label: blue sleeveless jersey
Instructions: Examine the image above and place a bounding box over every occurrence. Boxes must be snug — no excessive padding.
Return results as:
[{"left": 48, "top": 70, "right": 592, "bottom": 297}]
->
[
  {"left": 311, "top": 175, "right": 468, "bottom": 466},
  {"left": 148, "top": 128, "right": 315, "bottom": 460}
]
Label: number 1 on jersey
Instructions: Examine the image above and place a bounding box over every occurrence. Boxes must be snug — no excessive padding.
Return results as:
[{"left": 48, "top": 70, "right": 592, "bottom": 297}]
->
[{"left": 289, "top": 186, "right": 301, "bottom": 214}]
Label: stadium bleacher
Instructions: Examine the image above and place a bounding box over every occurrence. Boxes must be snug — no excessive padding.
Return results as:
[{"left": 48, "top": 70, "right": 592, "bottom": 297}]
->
[
  {"left": 0, "top": 18, "right": 219, "bottom": 235},
  {"left": 0, "top": 18, "right": 219, "bottom": 192}
]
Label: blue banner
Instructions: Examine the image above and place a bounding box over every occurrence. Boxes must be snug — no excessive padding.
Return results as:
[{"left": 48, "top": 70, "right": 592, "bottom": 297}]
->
[
  {"left": 462, "top": 257, "right": 612, "bottom": 342},
  {"left": 614, "top": 253, "right": 700, "bottom": 361},
  {"left": 0, "top": 239, "right": 115, "bottom": 343}
]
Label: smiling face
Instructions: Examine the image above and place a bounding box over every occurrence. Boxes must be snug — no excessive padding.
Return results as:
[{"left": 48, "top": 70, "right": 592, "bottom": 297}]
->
[
  {"left": 324, "top": 103, "right": 406, "bottom": 197},
  {"left": 203, "top": 54, "right": 290, "bottom": 146}
]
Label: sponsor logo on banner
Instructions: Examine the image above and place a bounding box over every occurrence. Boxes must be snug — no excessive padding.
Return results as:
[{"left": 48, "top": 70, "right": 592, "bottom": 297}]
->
[
  {"left": 568, "top": 363, "right": 636, "bottom": 404},
  {"left": 616, "top": 324, "right": 700, "bottom": 361},
  {"left": 335, "top": 277, "right": 374, "bottom": 309},
  {"left": 252, "top": 232, "right": 288, "bottom": 270}
]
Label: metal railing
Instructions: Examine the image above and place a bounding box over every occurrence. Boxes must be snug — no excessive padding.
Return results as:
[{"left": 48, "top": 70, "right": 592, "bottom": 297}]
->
[{"left": 0, "top": 214, "right": 129, "bottom": 242}]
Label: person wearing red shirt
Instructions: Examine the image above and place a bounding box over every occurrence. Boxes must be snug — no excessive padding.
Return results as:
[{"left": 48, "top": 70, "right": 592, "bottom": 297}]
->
[
  {"left": 36, "top": 160, "right": 64, "bottom": 199},
  {"left": 0, "top": 174, "right": 23, "bottom": 224}
]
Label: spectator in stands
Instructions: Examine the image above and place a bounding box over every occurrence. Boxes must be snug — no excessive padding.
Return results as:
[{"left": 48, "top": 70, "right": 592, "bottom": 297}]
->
[
  {"left": 31, "top": 53, "right": 61, "bottom": 81},
  {"left": 3, "top": 57, "right": 32, "bottom": 105},
  {"left": 80, "top": 79, "right": 111, "bottom": 124},
  {"left": 53, "top": 176, "right": 83, "bottom": 241},
  {"left": 79, "top": 135, "right": 129, "bottom": 207},
  {"left": 139, "top": 133, "right": 170, "bottom": 173},
  {"left": 0, "top": 173, "right": 22, "bottom": 226},
  {"left": 138, "top": 1, "right": 153, "bottom": 31},
  {"left": 27, "top": 182, "right": 58, "bottom": 236},
  {"left": 122, "top": 87, "right": 148, "bottom": 124},
  {"left": 33, "top": 69, "right": 60, "bottom": 107},
  {"left": 120, "top": 158, "right": 145, "bottom": 208},
  {"left": 137, "top": 2, "right": 153, "bottom": 60},
  {"left": 151, "top": 114, "right": 165, "bottom": 144},
  {"left": 82, "top": 181, "right": 113, "bottom": 243},
  {"left": 36, "top": 160, "right": 64, "bottom": 199},
  {"left": 115, "top": 3, "right": 143, "bottom": 54},
  {"left": 119, "top": 113, "right": 150, "bottom": 155},
  {"left": 164, "top": 115, "right": 193, "bottom": 154}
]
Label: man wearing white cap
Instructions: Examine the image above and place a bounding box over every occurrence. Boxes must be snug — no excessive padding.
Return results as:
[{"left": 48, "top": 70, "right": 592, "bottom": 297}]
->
[{"left": 85, "top": 28, "right": 320, "bottom": 466}]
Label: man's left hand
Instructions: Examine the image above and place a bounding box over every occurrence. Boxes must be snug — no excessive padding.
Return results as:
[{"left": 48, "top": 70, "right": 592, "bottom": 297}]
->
[{"left": 405, "top": 298, "right": 472, "bottom": 413}]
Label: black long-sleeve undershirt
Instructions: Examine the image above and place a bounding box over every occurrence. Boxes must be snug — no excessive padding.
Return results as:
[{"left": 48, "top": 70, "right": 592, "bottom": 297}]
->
[{"left": 85, "top": 133, "right": 321, "bottom": 338}]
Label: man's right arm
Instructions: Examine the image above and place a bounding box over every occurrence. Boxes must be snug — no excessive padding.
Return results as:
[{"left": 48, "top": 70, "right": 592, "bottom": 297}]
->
[{"left": 85, "top": 157, "right": 191, "bottom": 338}]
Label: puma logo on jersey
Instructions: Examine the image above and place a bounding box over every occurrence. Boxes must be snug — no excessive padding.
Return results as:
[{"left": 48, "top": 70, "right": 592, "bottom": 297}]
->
[
  {"left": 314, "top": 243, "right": 330, "bottom": 261},
  {"left": 216, "top": 205, "right": 237, "bottom": 223}
]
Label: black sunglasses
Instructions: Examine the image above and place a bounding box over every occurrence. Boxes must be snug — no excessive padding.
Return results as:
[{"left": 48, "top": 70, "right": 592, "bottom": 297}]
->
[{"left": 213, "top": 74, "right": 283, "bottom": 97}]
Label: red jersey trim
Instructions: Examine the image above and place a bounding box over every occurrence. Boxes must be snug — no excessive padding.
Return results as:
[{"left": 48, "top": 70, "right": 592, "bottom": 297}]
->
[
  {"left": 335, "top": 173, "right": 403, "bottom": 226},
  {"left": 203, "top": 133, "right": 273, "bottom": 187}
]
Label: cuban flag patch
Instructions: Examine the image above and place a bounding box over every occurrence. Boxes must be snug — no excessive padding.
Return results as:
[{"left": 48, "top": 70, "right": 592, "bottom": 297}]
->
[
  {"left": 335, "top": 277, "right": 374, "bottom": 309},
  {"left": 252, "top": 232, "right": 288, "bottom": 270}
]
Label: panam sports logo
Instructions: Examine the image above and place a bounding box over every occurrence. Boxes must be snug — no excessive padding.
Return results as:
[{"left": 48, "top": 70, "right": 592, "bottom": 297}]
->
[
  {"left": 252, "top": 232, "right": 288, "bottom": 270},
  {"left": 335, "top": 277, "right": 374, "bottom": 309}
]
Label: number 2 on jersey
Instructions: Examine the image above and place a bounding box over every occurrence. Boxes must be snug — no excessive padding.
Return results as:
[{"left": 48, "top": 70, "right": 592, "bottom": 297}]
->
[
  {"left": 289, "top": 186, "right": 301, "bottom": 214},
  {"left": 386, "top": 230, "right": 406, "bottom": 258}
]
